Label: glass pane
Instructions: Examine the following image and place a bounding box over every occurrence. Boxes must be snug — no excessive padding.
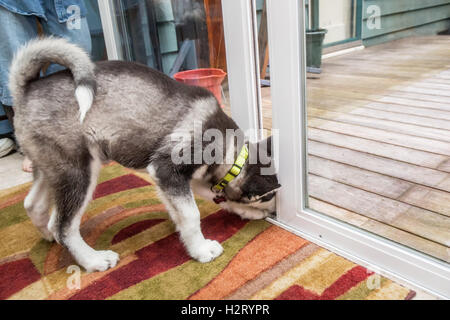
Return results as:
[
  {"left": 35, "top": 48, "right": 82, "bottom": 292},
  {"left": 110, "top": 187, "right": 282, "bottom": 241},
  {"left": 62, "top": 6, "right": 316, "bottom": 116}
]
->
[
  {"left": 260, "top": 0, "right": 450, "bottom": 263},
  {"left": 257, "top": 0, "right": 361, "bottom": 131},
  {"left": 304, "top": 4, "right": 450, "bottom": 263},
  {"left": 256, "top": 0, "right": 272, "bottom": 132},
  {"left": 111, "top": 0, "right": 229, "bottom": 107},
  {"left": 85, "top": 1, "right": 108, "bottom": 61}
]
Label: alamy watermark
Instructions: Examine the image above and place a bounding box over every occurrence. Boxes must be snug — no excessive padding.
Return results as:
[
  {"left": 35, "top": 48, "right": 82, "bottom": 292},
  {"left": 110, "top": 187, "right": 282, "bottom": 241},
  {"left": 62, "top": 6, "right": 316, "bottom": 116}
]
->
[
  {"left": 66, "top": 5, "right": 81, "bottom": 30},
  {"left": 366, "top": 5, "right": 381, "bottom": 30},
  {"left": 170, "top": 125, "right": 279, "bottom": 176},
  {"left": 365, "top": 267, "right": 382, "bottom": 291},
  {"left": 66, "top": 265, "right": 81, "bottom": 290}
]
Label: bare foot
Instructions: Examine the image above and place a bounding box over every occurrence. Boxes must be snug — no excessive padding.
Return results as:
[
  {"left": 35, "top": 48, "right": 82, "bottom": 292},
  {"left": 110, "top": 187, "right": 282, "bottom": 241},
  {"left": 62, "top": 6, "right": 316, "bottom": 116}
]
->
[{"left": 22, "top": 157, "right": 33, "bottom": 173}]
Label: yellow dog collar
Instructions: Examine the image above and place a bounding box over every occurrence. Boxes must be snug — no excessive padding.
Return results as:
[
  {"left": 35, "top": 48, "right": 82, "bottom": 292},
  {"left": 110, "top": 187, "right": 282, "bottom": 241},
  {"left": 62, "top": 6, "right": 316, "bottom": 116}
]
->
[{"left": 212, "top": 144, "right": 249, "bottom": 193}]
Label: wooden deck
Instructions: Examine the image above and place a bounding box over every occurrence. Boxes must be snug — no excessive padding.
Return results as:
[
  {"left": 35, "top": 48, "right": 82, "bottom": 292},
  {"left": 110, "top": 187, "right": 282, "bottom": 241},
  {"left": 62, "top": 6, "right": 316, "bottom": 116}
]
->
[{"left": 253, "top": 36, "right": 449, "bottom": 262}]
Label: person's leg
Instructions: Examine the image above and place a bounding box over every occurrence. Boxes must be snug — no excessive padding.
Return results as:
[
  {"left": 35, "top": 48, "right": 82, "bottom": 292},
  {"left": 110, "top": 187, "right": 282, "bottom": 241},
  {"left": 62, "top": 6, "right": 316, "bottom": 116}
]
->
[
  {"left": 40, "top": 3, "right": 92, "bottom": 75},
  {"left": 0, "top": 102, "right": 14, "bottom": 156},
  {"left": 1, "top": 103, "right": 17, "bottom": 159},
  {"left": 0, "top": 6, "right": 38, "bottom": 108},
  {"left": 0, "top": 6, "right": 38, "bottom": 166},
  {"left": 2, "top": 100, "right": 33, "bottom": 169},
  {"left": 2, "top": 104, "right": 14, "bottom": 134}
]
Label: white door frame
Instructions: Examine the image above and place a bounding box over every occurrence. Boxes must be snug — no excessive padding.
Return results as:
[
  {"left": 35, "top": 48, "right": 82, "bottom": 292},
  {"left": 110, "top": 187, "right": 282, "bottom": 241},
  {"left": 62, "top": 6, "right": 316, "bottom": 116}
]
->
[
  {"left": 222, "top": 0, "right": 263, "bottom": 141},
  {"left": 265, "top": 0, "right": 449, "bottom": 298},
  {"left": 97, "top": 0, "right": 123, "bottom": 60}
]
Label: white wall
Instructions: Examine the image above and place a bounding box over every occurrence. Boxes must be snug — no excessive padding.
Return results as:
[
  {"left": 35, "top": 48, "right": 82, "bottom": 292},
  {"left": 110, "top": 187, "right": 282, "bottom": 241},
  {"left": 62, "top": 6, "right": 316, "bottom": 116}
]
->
[{"left": 319, "top": 0, "right": 355, "bottom": 44}]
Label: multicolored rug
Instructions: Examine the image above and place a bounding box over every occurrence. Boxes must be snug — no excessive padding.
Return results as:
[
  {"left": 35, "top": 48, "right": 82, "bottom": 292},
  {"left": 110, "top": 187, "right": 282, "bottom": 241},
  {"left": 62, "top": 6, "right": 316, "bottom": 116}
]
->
[{"left": 0, "top": 163, "right": 415, "bottom": 300}]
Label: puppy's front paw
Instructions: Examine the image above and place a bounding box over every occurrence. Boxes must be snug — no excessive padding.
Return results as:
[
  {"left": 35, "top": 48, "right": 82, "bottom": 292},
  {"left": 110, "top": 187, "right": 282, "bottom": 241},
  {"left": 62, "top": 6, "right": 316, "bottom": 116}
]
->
[
  {"left": 189, "top": 239, "right": 223, "bottom": 263},
  {"left": 236, "top": 208, "right": 269, "bottom": 220},
  {"left": 82, "top": 250, "right": 120, "bottom": 272}
]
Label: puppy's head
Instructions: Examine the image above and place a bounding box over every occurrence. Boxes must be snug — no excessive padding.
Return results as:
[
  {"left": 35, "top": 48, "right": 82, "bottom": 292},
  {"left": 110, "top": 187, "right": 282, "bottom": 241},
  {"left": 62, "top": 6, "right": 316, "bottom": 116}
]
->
[{"left": 221, "top": 136, "right": 281, "bottom": 220}]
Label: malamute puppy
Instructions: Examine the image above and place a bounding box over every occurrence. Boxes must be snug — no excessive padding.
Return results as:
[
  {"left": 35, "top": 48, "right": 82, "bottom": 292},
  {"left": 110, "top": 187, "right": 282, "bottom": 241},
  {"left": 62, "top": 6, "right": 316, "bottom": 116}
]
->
[{"left": 9, "top": 38, "right": 280, "bottom": 272}]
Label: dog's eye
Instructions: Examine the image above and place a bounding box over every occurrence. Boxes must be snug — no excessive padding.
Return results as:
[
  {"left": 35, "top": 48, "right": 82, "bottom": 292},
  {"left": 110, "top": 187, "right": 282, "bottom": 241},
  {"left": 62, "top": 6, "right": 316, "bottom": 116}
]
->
[
  {"left": 244, "top": 191, "right": 276, "bottom": 204},
  {"left": 260, "top": 192, "right": 275, "bottom": 202}
]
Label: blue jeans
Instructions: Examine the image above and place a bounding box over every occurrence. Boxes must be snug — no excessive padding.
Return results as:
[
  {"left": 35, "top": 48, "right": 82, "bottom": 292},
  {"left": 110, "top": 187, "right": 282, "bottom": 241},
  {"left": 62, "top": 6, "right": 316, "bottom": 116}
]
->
[{"left": 0, "top": 4, "right": 91, "bottom": 134}]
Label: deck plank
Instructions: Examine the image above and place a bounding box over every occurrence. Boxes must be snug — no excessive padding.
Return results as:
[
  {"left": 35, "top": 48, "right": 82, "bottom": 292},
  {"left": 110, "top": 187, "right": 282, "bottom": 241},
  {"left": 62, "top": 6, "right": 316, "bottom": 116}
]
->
[
  {"left": 423, "top": 78, "right": 450, "bottom": 85},
  {"left": 412, "top": 80, "right": 450, "bottom": 91},
  {"left": 309, "top": 155, "right": 450, "bottom": 218},
  {"left": 399, "top": 186, "right": 450, "bottom": 218},
  {"left": 396, "top": 85, "right": 450, "bottom": 98},
  {"left": 308, "top": 97, "right": 450, "bottom": 124},
  {"left": 309, "top": 108, "right": 450, "bottom": 142},
  {"left": 364, "top": 102, "right": 450, "bottom": 121},
  {"left": 308, "top": 128, "right": 448, "bottom": 169},
  {"left": 306, "top": 86, "right": 450, "bottom": 108},
  {"left": 309, "top": 118, "right": 450, "bottom": 156},
  {"left": 349, "top": 107, "right": 450, "bottom": 130},
  {"left": 308, "top": 198, "right": 449, "bottom": 262},
  {"left": 308, "top": 140, "right": 450, "bottom": 191},
  {"left": 308, "top": 155, "right": 412, "bottom": 199},
  {"left": 308, "top": 175, "right": 450, "bottom": 247},
  {"left": 369, "top": 96, "right": 450, "bottom": 111},
  {"left": 388, "top": 91, "right": 450, "bottom": 103}
]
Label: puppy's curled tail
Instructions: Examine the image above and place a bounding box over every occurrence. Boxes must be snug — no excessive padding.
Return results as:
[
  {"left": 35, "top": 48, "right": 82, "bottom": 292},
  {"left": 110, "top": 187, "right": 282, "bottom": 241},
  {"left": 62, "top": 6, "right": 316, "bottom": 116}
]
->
[{"left": 8, "top": 37, "right": 96, "bottom": 122}]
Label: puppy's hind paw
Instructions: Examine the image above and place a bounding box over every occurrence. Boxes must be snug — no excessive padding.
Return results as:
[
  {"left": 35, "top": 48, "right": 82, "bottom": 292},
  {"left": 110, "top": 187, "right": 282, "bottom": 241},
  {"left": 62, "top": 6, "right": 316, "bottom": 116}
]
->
[{"left": 190, "top": 239, "right": 223, "bottom": 263}]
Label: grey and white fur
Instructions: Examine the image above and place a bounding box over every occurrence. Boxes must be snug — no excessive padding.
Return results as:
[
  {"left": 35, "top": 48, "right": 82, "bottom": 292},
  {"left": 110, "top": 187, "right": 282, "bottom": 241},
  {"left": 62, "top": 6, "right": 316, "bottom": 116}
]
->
[{"left": 9, "top": 37, "right": 280, "bottom": 272}]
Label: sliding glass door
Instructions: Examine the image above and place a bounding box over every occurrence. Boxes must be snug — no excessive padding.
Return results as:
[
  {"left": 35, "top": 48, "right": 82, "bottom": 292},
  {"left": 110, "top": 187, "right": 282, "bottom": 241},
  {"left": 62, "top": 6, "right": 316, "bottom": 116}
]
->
[
  {"left": 97, "top": 0, "right": 450, "bottom": 298},
  {"left": 264, "top": 0, "right": 450, "bottom": 298}
]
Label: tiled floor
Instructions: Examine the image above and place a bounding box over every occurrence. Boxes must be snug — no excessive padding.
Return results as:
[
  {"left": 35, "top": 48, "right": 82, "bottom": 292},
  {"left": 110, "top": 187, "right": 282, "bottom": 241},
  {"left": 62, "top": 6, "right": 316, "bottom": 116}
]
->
[{"left": 0, "top": 152, "right": 32, "bottom": 190}]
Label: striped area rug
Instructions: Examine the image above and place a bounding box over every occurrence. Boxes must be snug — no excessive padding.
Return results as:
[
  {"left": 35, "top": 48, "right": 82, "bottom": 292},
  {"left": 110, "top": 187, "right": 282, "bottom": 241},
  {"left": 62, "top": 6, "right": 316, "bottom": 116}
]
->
[{"left": 0, "top": 163, "right": 415, "bottom": 300}]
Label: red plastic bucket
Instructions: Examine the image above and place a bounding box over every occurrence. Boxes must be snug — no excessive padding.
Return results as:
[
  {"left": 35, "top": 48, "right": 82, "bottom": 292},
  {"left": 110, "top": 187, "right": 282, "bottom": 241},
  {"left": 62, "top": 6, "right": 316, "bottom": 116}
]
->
[{"left": 174, "top": 68, "right": 226, "bottom": 105}]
